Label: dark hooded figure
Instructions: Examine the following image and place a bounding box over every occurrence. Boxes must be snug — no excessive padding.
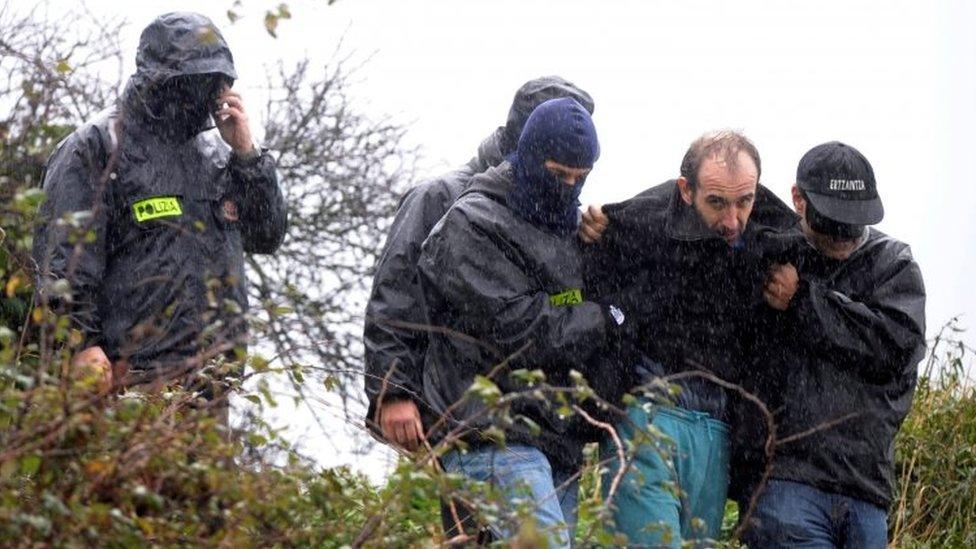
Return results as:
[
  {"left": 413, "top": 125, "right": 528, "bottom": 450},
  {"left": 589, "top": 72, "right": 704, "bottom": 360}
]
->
[
  {"left": 363, "top": 76, "right": 595, "bottom": 451},
  {"left": 32, "top": 13, "right": 287, "bottom": 402},
  {"left": 416, "top": 98, "right": 625, "bottom": 547}
]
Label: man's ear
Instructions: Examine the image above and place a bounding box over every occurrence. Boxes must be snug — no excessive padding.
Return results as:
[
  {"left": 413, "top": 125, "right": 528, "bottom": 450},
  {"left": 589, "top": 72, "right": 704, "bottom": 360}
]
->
[
  {"left": 791, "top": 185, "right": 805, "bottom": 217},
  {"left": 677, "top": 177, "right": 695, "bottom": 205}
]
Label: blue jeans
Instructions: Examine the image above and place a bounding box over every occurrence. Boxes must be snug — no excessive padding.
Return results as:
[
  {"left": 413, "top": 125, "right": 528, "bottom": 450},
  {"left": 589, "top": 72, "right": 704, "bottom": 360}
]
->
[
  {"left": 602, "top": 402, "right": 730, "bottom": 548},
  {"left": 741, "top": 479, "right": 888, "bottom": 548},
  {"left": 441, "top": 444, "right": 579, "bottom": 547}
]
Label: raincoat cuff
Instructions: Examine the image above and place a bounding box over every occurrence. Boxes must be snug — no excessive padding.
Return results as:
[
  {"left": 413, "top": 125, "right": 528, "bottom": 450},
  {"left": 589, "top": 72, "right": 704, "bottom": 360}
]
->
[
  {"left": 231, "top": 146, "right": 263, "bottom": 165},
  {"left": 368, "top": 386, "right": 418, "bottom": 411}
]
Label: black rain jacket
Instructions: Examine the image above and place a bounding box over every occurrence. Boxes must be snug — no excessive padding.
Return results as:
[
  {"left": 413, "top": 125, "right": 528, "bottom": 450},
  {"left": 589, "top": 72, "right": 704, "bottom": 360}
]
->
[
  {"left": 416, "top": 164, "right": 618, "bottom": 469},
  {"left": 32, "top": 13, "right": 286, "bottom": 382},
  {"left": 583, "top": 181, "right": 798, "bottom": 421},
  {"left": 362, "top": 131, "right": 505, "bottom": 421},
  {"left": 732, "top": 228, "right": 926, "bottom": 509},
  {"left": 363, "top": 77, "right": 595, "bottom": 426}
]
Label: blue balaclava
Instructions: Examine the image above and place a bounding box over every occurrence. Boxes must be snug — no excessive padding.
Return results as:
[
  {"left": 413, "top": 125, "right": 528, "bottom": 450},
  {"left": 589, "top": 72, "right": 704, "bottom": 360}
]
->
[{"left": 508, "top": 97, "right": 600, "bottom": 235}]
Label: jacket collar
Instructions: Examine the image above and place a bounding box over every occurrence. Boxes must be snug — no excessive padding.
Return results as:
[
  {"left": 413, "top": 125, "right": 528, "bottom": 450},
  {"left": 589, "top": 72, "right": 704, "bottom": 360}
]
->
[{"left": 461, "top": 161, "right": 515, "bottom": 205}]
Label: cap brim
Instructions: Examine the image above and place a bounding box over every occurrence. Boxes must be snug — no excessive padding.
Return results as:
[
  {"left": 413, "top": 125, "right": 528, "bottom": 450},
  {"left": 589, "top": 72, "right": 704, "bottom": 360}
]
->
[{"left": 805, "top": 191, "right": 884, "bottom": 225}]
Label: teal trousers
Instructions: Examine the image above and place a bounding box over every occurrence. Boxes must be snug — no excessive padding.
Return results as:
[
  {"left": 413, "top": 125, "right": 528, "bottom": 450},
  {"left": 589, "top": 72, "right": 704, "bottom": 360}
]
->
[{"left": 601, "top": 402, "right": 730, "bottom": 547}]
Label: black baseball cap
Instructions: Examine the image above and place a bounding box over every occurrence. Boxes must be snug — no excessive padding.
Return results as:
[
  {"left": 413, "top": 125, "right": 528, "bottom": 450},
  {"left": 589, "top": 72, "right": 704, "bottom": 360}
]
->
[{"left": 796, "top": 141, "right": 884, "bottom": 226}]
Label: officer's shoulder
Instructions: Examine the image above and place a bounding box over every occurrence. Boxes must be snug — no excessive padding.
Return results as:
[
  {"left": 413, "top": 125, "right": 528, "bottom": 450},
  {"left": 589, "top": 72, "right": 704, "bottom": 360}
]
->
[
  {"left": 428, "top": 185, "right": 506, "bottom": 247},
  {"left": 618, "top": 180, "right": 674, "bottom": 210},
  {"left": 753, "top": 184, "right": 800, "bottom": 230},
  {"left": 401, "top": 169, "right": 470, "bottom": 206},
  {"left": 603, "top": 179, "right": 674, "bottom": 229},
  {"left": 447, "top": 188, "right": 496, "bottom": 224},
  {"left": 420, "top": 190, "right": 491, "bottom": 253},
  {"left": 633, "top": 180, "right": 677, "bottom": 200},
  {"left": 864, "top": 228, "right": 916, "bottom": 263},
  {"left": 50, "top": 107, "right": 118, "bottom": 160},
  {"left": 455, "top": 165, "right": 511, "bottom": 213}
]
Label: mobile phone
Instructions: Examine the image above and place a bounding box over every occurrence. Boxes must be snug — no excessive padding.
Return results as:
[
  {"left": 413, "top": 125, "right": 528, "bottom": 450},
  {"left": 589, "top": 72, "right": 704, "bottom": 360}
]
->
[{"left": 212, "top": 79, "right": 232, "bottom": 122}]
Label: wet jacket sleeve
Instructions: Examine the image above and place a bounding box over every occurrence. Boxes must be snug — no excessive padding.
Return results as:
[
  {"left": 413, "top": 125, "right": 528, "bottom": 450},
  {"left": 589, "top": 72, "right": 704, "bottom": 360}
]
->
[
  {"left": 789, "top": 247, "right": 926, "bottom": 381},
  {"left": 418, "top": 206, "right": 607, "bottom": 372},
  {"left": 363, "top": 172, "right": 471, "bottom": 409},
  {"left": 32, "top": 132, "right": 112, "bottom": 348},
  {"left": 229, "top": 150, "right": 287, "bottom": 254}
]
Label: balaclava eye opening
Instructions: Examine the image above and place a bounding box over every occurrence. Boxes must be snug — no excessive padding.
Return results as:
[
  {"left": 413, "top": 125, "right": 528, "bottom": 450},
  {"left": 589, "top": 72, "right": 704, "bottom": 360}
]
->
[{"left": 507, "top": 97, "right": 600, "bottom": 235}]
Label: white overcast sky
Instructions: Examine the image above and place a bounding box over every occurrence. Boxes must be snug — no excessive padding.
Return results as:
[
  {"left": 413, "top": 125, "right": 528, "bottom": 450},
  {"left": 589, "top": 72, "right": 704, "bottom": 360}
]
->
[{"left": 33, "top": 0, "right": 976, "bottom": 477}]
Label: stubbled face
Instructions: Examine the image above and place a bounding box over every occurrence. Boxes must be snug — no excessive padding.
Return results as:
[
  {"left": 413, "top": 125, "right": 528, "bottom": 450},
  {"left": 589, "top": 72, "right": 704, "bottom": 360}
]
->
[
  {"left": 678, "top": 151, "right": 758, "bottom": 245},
  {"left": 792, "top": 185, "right": 862, "bottom": 260}
]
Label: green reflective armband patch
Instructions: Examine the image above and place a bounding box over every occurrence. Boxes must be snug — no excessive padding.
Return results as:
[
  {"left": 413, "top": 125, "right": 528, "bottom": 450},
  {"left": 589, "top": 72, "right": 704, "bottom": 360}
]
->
[
  {"left": 549, "top": 288, "right": 583, "bottom": 307},
  {"left": 133, "top": 196, "right": 182, "bottom": 222}
]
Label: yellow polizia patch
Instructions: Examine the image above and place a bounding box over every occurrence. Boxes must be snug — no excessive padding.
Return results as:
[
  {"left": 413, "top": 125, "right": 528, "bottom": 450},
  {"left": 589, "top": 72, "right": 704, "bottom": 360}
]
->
[
  {"left": 133, "top": 196, "right": 182, "bottom": 222},
  {"left": 549, "top": 288, "right": 583, "bottom": 307}
]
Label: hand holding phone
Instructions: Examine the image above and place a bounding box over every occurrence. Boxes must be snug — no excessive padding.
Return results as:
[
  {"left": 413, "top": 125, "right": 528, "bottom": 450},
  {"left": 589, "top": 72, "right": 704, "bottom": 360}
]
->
[{"left": 214, "top": 85, "right": 255, "bottom": 155}]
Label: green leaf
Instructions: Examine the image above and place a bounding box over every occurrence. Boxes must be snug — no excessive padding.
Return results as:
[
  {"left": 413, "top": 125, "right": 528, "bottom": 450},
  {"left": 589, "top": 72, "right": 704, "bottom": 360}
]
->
[
  {"left": 290, "top": 368, "right": 304, "bottom": 383},
  {"left": 482, "top": 426, "right": 506, "bottom": 445},
  {"left": 14, "top": 188, "right": 45, "bottom": 209},
  {"left": 323, "top": 375, "right": 339, "bottom": 391},
  {"left": 510, "top": 368, "right": 545, "bottom": 385},
  {"left": 518, "top": 416, "right": 541, "bottom": 436},
  {"left": 468, "top": 375, "right": 501, "bottom": 405},
  {"left": 20, "top": 455, "right": 41, "bottom": 476},
  {"left": 250, "top": 354, "right": 270, "bottom": 372},
  {"left": 264, "top": 12, "right": 279, "bottom": 38}
]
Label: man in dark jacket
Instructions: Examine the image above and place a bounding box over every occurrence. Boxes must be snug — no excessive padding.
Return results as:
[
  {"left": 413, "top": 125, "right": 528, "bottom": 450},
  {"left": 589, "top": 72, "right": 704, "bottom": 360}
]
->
[
  {"left": 417, "top": 97, "right": 620, "bottom": 546},
  {"left": 579, "top": 130, "right": 797, "bottom": 546},
  {"left": 737, "top": 142, "right": 926, "bottom": 548},
  {"left": 363, "top": 77, "right": 594, "bottom": 450},
  {"left": 32, "top": 13, "right": 287, "bottom": 394}
]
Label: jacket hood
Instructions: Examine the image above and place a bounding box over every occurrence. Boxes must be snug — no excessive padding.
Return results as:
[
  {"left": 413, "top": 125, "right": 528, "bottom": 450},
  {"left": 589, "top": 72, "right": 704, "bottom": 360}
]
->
[
  {"left": 470, "top": 127, "right": 508, "bottom": 173},
  {"left": 133, "top": 12, "right": 236, "bottom": 85},
  {"left": 502, "top": 76, "right": 595, "bottom": 154},
  {"left": 121, "top": 12, "right": 237, "bottom": 133}
]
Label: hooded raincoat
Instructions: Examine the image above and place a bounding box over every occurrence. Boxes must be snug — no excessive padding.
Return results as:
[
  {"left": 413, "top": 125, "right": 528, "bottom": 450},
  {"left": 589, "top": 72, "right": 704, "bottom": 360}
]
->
[
  {"left": 362, "top": 77, "right": 594, "bottom": 426},
  {"left": 32, "top": 12, "right": 287, "bottom": 382}
]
